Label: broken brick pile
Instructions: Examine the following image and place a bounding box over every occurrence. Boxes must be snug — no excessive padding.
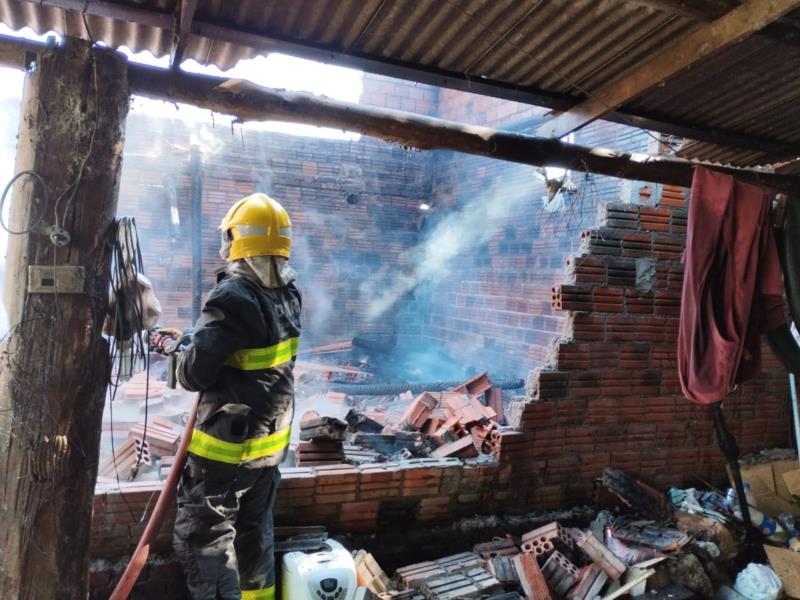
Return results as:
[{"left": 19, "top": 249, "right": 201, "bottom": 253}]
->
[
  {"left": 401, "top": 373, "right": 503, "bottom": 459},
  {"left": 296, "top": 373, "right": 509, "bottom": 465},
  {"left": 377, "top": 525, "right": 620, "bottom": 600},
  {"left": 98, "top": 417, "right": 180, "bottom": 482},
  {"left": 357, "top": 467, "right": 753, "bottom": 599},
  {"left": 364, "top": 520, "right": 675, "bottom": 598}
]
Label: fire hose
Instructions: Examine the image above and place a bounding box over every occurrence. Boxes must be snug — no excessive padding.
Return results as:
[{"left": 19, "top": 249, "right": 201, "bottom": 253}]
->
[
  {"left": 109, "top": 394, "right": 198, "bottom": 600},
  {"left": 109, "top": 334, "right": 195, "bottom": 600}
]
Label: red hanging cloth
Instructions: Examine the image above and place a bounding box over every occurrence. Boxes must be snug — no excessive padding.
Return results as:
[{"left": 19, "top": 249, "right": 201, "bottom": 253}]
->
[{"left": 678, "top": 166, "right": 785, "bottom": 404}]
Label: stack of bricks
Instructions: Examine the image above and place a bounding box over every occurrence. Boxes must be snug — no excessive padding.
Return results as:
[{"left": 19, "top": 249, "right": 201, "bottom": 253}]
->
[
  {"left": 128, "top": 418, "right": 180, "bottom": 457},
  {"left": 395, "top": 552, "right": 506, "bottom": 599},
  {"left": 509, "top": 521, "right": 623, "bottom": 599},
  {"left": 96, "top": 439, "right": 151, "bottom": 480}
]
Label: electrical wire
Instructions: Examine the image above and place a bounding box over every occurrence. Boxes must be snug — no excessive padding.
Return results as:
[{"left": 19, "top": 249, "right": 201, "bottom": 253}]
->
[
  {"left": 52, "top": 56, "right": 100, "bottom": 235},
  {"left": 0, "top": 170, "right": 48, "bottom": 235}
]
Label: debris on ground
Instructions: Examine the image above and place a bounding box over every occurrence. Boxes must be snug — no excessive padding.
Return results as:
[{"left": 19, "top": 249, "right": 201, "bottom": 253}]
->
[
  {"left": 334, "top": 466, "right": 800, "bottom": 599},
  {"left": 731, "top": 563, "right": 783, "bottom": 600},
  {"left": 737, "top": 449, "right": 800, "bottom": 522}
]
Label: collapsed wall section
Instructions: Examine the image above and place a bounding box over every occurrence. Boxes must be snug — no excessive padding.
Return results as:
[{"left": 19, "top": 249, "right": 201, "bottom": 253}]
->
[{"left": 497, "top": 190, "right": 790, "bottom": 507}]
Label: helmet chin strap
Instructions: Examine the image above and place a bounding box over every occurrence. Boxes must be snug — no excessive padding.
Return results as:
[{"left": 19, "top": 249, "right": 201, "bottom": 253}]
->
[{"left": 219, "top": 231, "right": 232, "bottom": 261}]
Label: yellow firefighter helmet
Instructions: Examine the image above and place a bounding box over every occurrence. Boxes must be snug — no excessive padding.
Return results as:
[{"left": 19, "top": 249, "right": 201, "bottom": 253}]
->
[{"left": 219, "top": 193, "right": 292, "bottom": 261}]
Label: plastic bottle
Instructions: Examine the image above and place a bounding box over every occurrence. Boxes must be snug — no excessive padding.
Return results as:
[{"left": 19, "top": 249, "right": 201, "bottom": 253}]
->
[{"left": 725, "top": 485, "right": 789, "bottom": 543}]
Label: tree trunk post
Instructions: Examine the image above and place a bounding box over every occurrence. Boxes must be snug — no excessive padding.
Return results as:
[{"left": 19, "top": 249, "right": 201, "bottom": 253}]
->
[{"left": 0, "top": 37, "right": 128, "bottom": 599}]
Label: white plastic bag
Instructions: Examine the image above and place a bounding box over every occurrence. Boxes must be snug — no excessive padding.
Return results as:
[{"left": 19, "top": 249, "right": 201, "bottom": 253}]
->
[{"left": 733, "top": 563, "right": 783, "bottom": 600}]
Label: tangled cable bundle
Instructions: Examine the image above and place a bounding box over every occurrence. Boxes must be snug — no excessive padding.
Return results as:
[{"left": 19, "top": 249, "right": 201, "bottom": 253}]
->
[
  {"left": 107, "top": 217, "right": 150, "bottom": 381},
  {"left": 106, "top": 217, "right": 159, "bottom": 483}
]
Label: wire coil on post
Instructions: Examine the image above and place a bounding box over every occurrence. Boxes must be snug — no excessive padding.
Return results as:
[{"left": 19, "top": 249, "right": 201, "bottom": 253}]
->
[{"left": 0, "top": 170, "right": 48, "bottom": 235}]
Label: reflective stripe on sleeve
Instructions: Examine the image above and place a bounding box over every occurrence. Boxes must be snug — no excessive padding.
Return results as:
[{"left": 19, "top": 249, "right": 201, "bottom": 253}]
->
[
  {"left": 225, "top": 337, "right": 299, "bottom": 370},
  {"left": 241, "top": 585, "right": 275, "bottom": 600},
  {"left": 241, "top": 427, "right": 291, "bottom": 462},
  {"left": 187, "top": 427, "right": 291, "bottom": 465}
]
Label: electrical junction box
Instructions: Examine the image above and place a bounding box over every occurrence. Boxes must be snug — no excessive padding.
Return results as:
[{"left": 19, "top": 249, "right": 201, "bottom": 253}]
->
[{"left": 27, "top": 265, "right": 85, "bottom": 294}]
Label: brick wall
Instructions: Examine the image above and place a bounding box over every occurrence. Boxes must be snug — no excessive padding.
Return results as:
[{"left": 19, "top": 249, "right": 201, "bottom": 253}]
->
[
  {"left": 118, "top": 74, "right": 437, "bottom": 344},
  {"left": 117, "top": 74, "right": 652, "bottom": 373},
  {"left": 420, "top": 96, "right": 652, "bottom": 376},
  {"left": 90, "top": 75, "right": 793, "bottom": 597},
  {"left": 501, "top": 194, "right": 791, "bottom": 508}
]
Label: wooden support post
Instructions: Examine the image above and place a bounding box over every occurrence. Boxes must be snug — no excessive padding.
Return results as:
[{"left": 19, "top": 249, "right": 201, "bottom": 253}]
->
[
  {"left": 0, "top": 38, "right": 128, "bottom": 599},
  {"left": 170, "top": 0, "right": 198, "bottom": 69}
]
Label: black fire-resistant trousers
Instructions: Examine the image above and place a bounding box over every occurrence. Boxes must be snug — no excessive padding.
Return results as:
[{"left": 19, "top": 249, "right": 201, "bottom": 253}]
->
[{"left": 174, "top": 462, "right": 281, "bottom": 600}]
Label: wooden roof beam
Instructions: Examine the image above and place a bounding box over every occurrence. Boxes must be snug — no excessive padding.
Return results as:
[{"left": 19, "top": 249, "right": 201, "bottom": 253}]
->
[
  {"left": 121, "top": 65, "right": 800, "bottom": 194},
  {"left": 630, "top": 0, "right": 800, "bottom": 48},
  {"left": 170, "top": 0, "right": 198, "bottom": 70},
  {"left": 537, "top": 0, "right": 800, "bottom": 139}
]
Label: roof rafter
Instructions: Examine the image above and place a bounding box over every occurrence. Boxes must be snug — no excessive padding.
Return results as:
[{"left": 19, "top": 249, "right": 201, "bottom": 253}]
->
[
  {"left": 536, "top": 0, "right": 800, "bottom": 139},
  {"left": 628, "top": 0, "right": 800, "bottom": 47},
  {"left": 170, "top": 0, "right": 198, "bottom": 70},
  {"left": 628, "top": 0, "right": 736, "bottom": 20}
]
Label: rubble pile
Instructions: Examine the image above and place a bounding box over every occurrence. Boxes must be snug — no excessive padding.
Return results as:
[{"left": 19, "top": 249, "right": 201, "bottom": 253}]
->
[
  {"left": 345, "top": 467, "right": 800, "bottom": 600},
  {"left": 295, "top": 373, "right": 512, "bottom": 466},
  {"left": 98, "top": 415, "right": 181, "bottom": 482}
]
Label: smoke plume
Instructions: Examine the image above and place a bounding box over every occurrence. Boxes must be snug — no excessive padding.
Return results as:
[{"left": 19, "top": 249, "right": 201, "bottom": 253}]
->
[{"left": 360, "top": 181, "right": 532, "bottom": 321}]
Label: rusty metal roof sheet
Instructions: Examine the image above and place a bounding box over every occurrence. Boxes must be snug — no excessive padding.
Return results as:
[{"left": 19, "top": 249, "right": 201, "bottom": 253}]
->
[{"left": 1, "top": 0, "right": 799, "bottom": 170}]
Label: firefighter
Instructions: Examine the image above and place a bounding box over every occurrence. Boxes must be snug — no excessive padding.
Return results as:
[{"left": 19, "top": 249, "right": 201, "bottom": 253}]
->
[{"left": 171, "top": 193, "right": 301, "bottom": 599}]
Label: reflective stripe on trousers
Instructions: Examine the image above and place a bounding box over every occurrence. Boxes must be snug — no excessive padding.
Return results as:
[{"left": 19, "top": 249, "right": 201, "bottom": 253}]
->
[
  {"left": 187, "top": 427, "right": 291, "bottom": 465},
  {"left": 225, "top": 337, "right": 299, "bottom": 370},
  {"left": 241, "top": 585, "right": 275, "bottom": 600},
  {"left": 174, "top": 466, "right": 281, "bottom": 599}
]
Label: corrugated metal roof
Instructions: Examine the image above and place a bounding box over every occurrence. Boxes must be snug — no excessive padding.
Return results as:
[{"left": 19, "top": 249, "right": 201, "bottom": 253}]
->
[
  {"left": 1, "top": 0, "right": 799, "bottom": 170},
  {"left": 631, "top": 34, "right": 800, "bottom": 167}
]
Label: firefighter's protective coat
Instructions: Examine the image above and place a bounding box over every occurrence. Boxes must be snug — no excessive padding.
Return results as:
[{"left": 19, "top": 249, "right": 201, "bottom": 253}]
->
[{"left": 174, "top": 269, "right": 301, "bottom": 599}]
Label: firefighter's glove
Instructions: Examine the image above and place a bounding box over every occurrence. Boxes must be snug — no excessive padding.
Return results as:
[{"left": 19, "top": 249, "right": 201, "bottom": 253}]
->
[{"left": 150, "top": 327, "right": 182, "bottom": 355}]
